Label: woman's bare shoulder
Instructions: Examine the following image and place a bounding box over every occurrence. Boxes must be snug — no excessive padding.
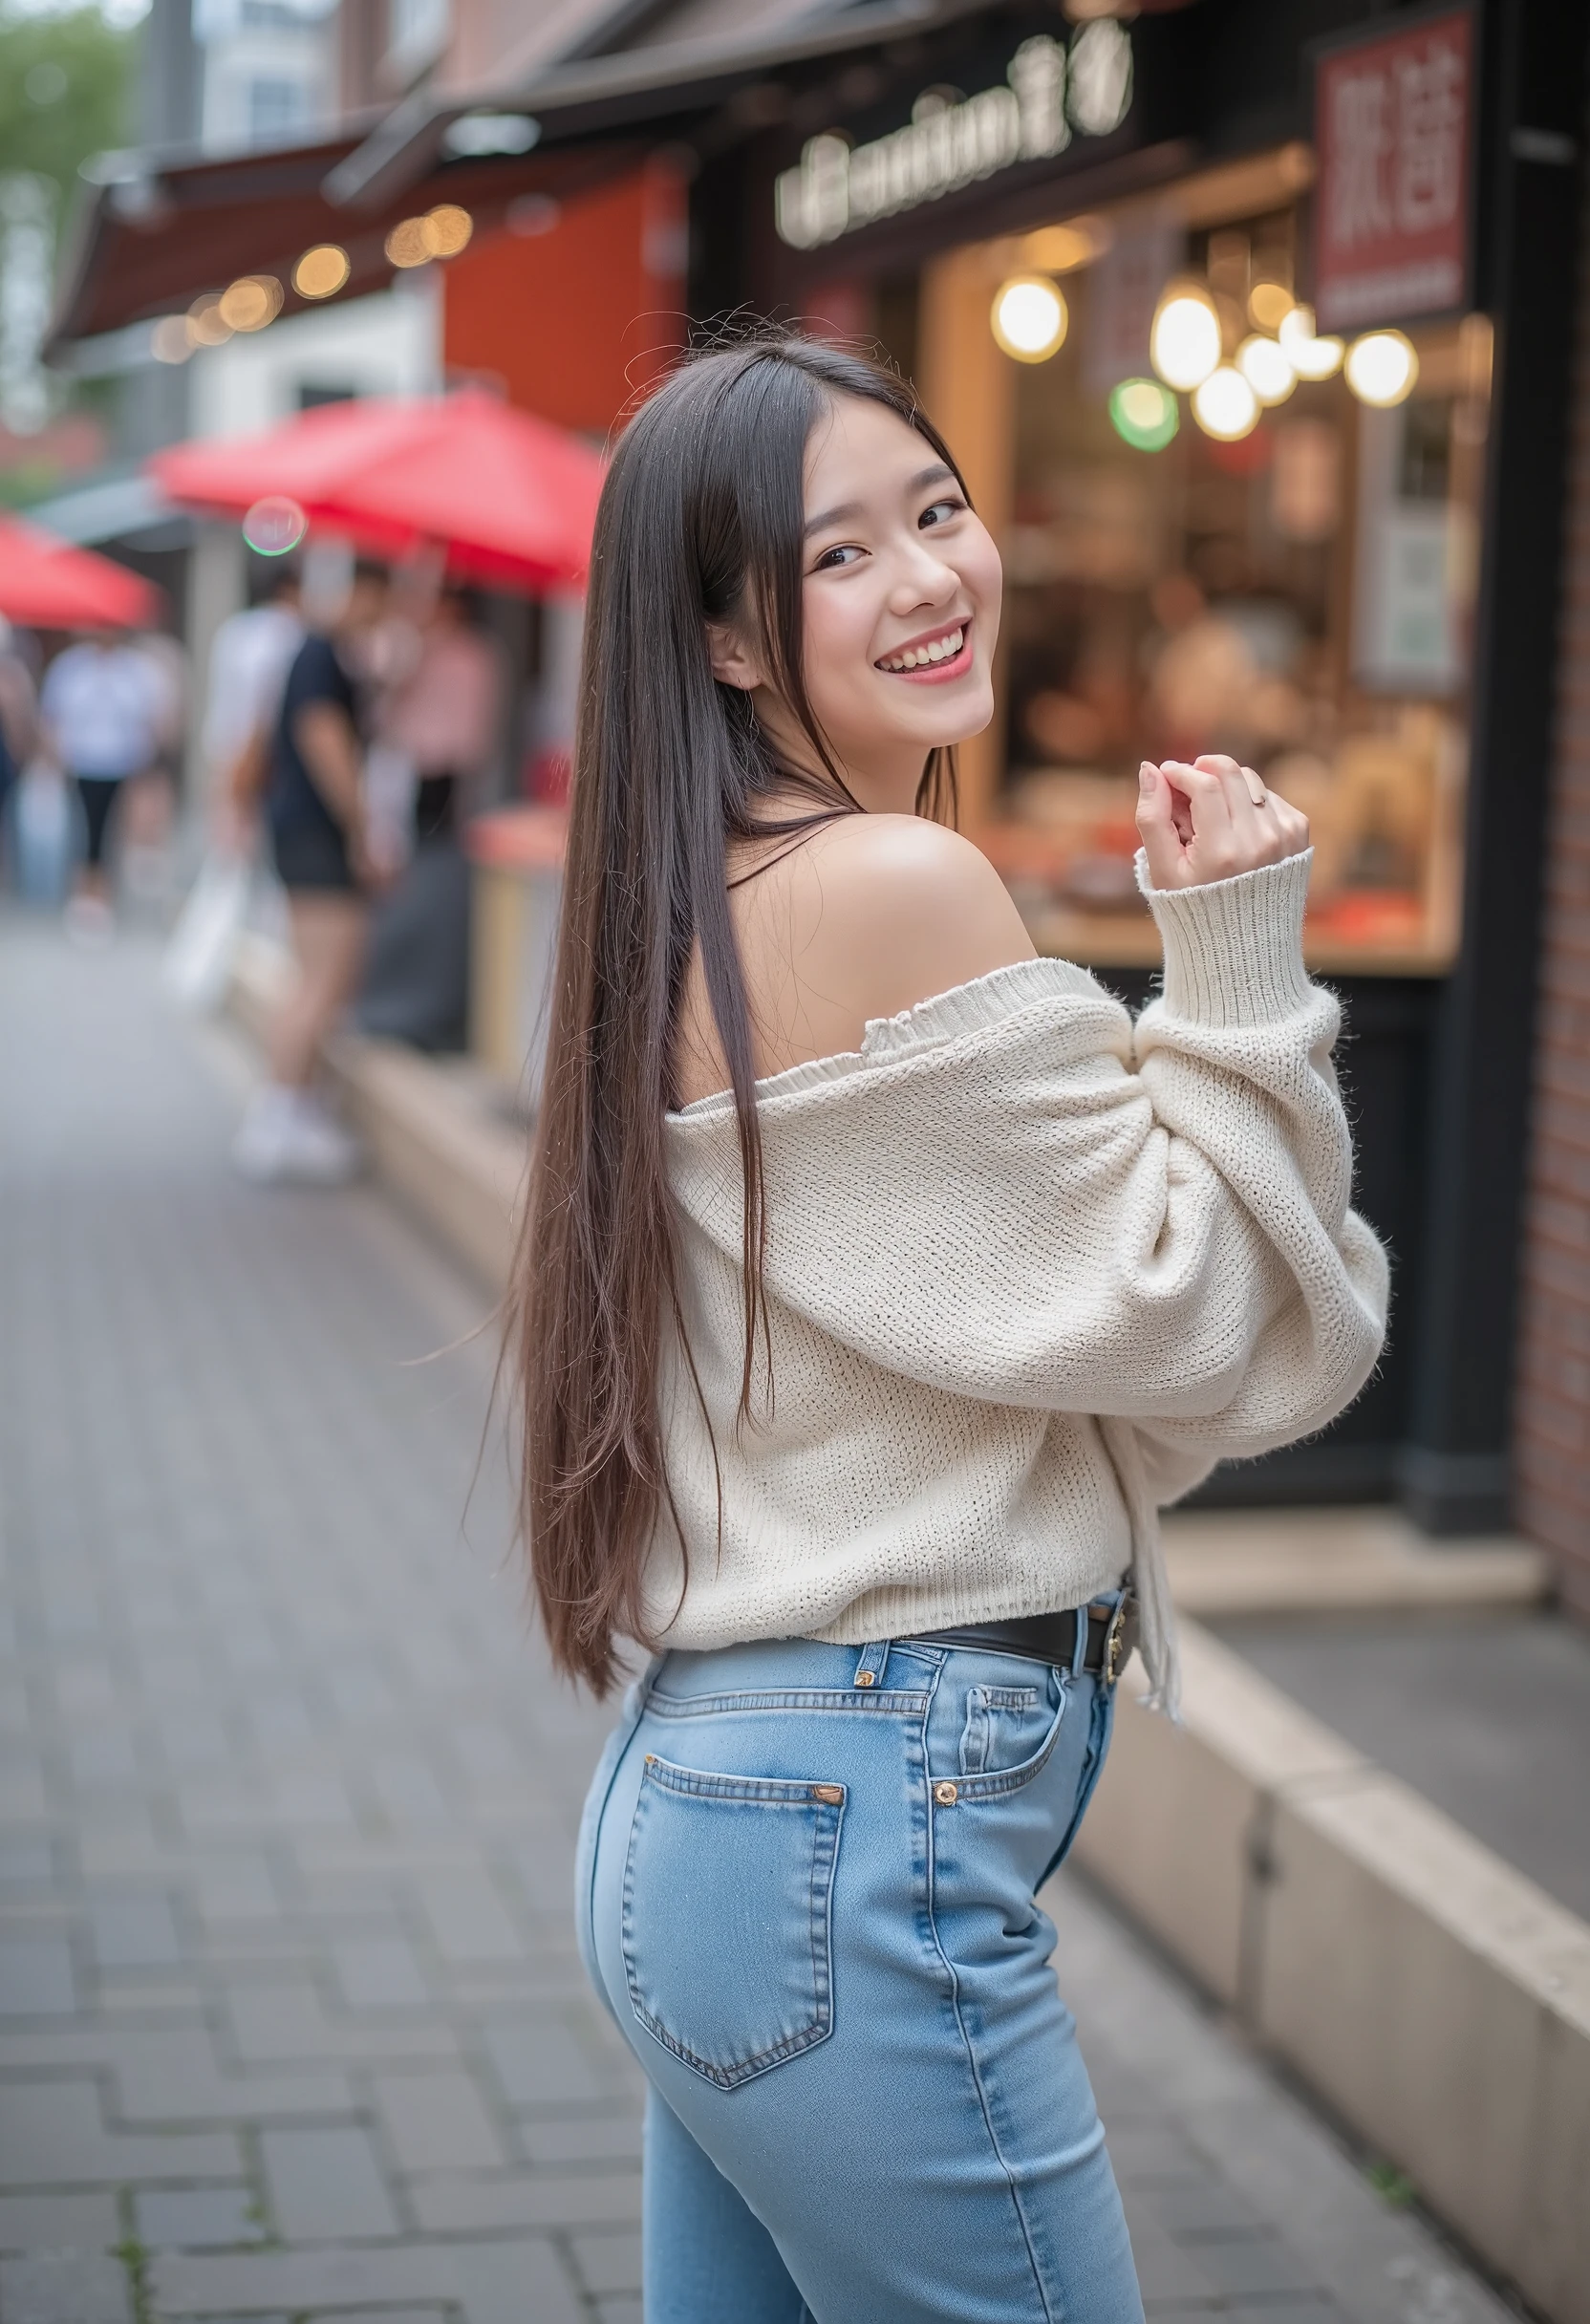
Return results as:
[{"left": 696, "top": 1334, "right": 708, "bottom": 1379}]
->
[{"left": 774, "top": 812, "right": 1036, "bottom": 1028}]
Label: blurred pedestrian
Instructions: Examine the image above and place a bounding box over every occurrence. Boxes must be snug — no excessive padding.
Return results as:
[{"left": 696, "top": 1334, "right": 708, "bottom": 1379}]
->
[
  {"left": 204, "top": 562, "right": 304, "bottom": 852},
  {"left": 231, "top": 560, "right": 388, "bottom": 1185},
  {"left": 37, "top": 625, "right": 166, "bottom": 944},
  {"left": 0, "top": 616, "right": 38, "bottom": 871},
  {"left": 118, "top": 628, "right": 187, "bottom": 906},
  {"left": 384, "top": 581, "right": 502, "bottom": 846},
  {"left": 356, "top": 582, "right": 504, "bottom": 1050}
]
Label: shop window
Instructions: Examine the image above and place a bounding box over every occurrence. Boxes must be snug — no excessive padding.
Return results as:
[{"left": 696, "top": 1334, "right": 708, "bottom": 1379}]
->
[
  {"left": 247, "top": 75, "right": 306, "bottom": 140},
  {"left": 385, "top": 0, "right": 449, "bottom": 84},
  {"left": 913, "top": 179, "right": 1488, "bottom": 973}
]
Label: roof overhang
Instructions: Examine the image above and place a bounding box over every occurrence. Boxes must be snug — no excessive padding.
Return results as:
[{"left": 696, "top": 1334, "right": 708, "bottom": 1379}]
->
[{"left": 45, "top": 127, "right": 647, "bottom": 357}]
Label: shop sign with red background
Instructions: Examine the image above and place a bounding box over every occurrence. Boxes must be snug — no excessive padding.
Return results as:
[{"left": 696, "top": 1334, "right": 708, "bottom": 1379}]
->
[{"left": 1313, "top": 4, "right": 1473, "bottom": 333}]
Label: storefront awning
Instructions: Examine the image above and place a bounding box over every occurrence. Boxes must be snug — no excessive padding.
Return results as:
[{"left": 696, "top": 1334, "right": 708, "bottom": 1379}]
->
[{"left": 45, "top": 129, "right": 646, "bottom": 357}]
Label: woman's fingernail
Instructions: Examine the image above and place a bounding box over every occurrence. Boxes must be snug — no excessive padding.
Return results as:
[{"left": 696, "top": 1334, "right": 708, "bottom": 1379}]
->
[{"left": 1139, "top": 761, "right": 1155, "bottom": 793}]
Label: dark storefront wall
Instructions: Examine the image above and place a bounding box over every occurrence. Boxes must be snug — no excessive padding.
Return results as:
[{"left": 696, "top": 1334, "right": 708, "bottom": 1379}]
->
[{"left": 689, "top": 0, "right": 1588, "bottom": 1527}]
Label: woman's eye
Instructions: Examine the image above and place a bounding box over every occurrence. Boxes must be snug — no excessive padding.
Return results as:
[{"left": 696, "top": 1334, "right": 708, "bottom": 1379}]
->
[
  {"left": 812, "top": 544, "right": 864, "bottom": 571},
  {"left": 920, "top": 497, "right": 964, "bottom": 529}
]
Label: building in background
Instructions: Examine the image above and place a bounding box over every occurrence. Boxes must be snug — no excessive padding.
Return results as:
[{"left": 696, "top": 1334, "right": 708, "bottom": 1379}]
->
[{"left": 193, "top": 0, "right": 340, "bottom": 156}]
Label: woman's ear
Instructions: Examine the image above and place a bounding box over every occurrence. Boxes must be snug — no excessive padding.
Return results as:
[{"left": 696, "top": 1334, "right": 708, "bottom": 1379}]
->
[{"left": 705, "top": 621, "right": 763, "bottom": 693}]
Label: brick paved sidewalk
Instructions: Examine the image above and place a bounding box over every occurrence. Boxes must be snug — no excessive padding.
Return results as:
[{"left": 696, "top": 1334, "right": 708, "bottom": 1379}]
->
[{"left": 0, "top": 915, "right": 1512, "bottom": 2324}]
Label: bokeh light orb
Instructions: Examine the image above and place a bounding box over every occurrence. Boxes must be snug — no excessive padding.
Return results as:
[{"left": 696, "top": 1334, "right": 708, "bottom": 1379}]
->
[
  {"left": 1344, "top": 330, "right": 1419, "bottom": 407},
  {"left": 1278, "top": 304, "right": 1345, "bottom": 380},
  {"left": 242, "top": 496, "right": 309, "bottom": 557},
  {"left": 990, "top": 276, "right": 1068, "bottom": 362},
  {"left": 292, "top": 244, "right": 351, "bottom": 300},
  {"left": 1150, "top": 287, "right": 1221, "bottom": 393},
  {"left": 1192, "top": 365, "right": 1260, "bottom": 441},
  {"left": 1108, "top": 377, "right": 1179, "bottom": 451},
  {"left": 1236, "top": 334, "right": 1296, "bottom": 406},
  {"left": 218, "top": 275, "right": 282, "bottom": 334}
]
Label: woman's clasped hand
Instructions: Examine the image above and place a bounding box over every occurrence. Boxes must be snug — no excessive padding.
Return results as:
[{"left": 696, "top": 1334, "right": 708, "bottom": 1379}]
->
[{"left": 1135, "top": 751, "right": 1311, "bottom": 891}]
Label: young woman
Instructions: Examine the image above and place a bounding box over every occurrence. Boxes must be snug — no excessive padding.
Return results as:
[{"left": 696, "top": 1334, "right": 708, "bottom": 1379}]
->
[{"left": 509, "top": 337, "right": 1388, "bottom": 2323}]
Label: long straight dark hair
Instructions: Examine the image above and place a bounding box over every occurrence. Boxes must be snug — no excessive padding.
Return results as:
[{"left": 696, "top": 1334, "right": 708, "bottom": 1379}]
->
[{"left": 508, "top": 334, "right": 965, "bottom": 1693}]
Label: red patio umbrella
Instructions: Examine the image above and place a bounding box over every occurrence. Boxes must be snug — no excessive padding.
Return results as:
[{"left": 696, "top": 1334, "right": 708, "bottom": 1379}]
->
[
  {"left": 149, "top": 390, "right": 605, "bottom": 592},
  {"left": 0, "top": 513, "right": 161, "bottom": 629}
]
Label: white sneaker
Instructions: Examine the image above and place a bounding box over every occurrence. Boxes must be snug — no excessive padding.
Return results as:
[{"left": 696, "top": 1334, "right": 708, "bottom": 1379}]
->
[
  {"left": 63, "top": 895, "right": 114, "bottom": 949},
  {"left": 231, "top": 1085, "right": 296, "bottom": 1181},
  {"left": 233, "top": 1087, "right": 363, "bottom": 1186},
  {"left": 277, "top": 1090, "right": 363, "bottom": 1186}
]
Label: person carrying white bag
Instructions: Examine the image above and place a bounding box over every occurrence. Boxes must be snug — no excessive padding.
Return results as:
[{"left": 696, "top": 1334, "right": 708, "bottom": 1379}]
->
[{"left": 162, "top": 565, "right": 304, "bottom": 1013}]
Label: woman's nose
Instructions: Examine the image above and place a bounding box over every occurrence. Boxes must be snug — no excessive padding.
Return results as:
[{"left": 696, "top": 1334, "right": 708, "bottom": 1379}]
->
[{"left": 892, "top": 539, "right": 959, "bottom": 608}]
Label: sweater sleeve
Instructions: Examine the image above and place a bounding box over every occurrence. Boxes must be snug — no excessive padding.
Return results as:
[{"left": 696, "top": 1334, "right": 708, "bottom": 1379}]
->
[{"left": 683, "top": 847, "right": 1389, "bottom": 1469}]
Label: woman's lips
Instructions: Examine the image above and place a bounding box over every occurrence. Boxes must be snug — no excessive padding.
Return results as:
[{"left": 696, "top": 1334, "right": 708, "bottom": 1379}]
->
[{"left": 875, "top": 618, "right": 975, "bottom": 685}]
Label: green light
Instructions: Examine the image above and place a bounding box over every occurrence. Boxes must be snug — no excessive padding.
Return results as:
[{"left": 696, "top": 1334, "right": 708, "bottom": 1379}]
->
[{"left": 1108, "top": 377, "right": 1179, "bottom": 452}]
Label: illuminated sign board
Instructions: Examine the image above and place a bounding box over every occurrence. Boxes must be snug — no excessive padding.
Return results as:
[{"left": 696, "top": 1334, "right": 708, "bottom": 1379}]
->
[
  {"left": 1314, "top": 5, "right": 1473, "bottom": 331},
  {"left": 775, "top": 23, "right": 1133, "bottom": 250}
]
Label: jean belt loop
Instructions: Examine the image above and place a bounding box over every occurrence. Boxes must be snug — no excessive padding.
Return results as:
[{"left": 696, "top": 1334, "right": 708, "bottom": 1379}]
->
[
  {"left": 1069, "top": 1603, "right": 1092, "bottom": 1684},
  {"left": 852, "top": 1641, "right": 891, "bottom": 1690}
]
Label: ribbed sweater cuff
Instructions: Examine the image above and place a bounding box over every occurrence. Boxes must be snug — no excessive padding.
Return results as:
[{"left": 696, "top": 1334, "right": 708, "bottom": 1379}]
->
[{"left": 1137, "top": 848, "right": 1315, "bottom": 1027}]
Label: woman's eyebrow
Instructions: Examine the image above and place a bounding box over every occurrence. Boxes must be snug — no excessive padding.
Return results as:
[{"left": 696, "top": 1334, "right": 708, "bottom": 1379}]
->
[{"left": 803, "top": 463, "right": 956, "bottom": 539}]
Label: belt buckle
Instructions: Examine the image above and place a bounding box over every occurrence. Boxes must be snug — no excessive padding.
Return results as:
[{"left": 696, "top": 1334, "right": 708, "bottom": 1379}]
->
[{"left": 1101, "top": 1599, "right": 1129, "bottom": 1689}]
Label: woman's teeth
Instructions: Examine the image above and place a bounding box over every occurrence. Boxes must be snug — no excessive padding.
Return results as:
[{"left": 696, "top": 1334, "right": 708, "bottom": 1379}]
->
[{"left": 877, "top": 625, "right": 964, "bottom": 672}]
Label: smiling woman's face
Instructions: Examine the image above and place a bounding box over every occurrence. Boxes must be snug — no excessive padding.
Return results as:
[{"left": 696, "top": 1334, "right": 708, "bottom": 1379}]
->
[
  {"left": 799, "top": 394, "right": 1002, "bottom": 799},
  {"left": 712, "top": 390, "right": 1003, "bottom": 809}
]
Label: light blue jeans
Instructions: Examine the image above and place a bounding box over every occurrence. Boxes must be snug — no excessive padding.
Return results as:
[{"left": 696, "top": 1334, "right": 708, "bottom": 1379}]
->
[{"left": 576, "top": 1610, "right": 1145, "bottom": 2322}]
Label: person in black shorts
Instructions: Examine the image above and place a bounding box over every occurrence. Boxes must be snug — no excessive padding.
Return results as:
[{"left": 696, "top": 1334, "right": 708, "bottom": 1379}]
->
[{"left": 232, "top": 561, "right": 390, "bottom": 1183}]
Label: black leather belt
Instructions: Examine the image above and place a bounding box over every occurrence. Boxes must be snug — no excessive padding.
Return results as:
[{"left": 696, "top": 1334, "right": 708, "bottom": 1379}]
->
[{"left": 903, "top": 1594, "right": 1138, "bottom": 1688}]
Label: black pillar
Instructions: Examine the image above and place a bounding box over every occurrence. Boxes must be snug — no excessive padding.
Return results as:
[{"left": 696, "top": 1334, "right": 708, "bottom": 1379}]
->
[{"left": 1399, "top": 0, "right": 1590, "bottom": 1530}]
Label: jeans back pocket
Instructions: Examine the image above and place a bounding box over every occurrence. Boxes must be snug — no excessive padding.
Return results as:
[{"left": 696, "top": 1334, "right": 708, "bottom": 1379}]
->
[{"left": 622, "top": 1754, "right": 845, "bottom": 2090}]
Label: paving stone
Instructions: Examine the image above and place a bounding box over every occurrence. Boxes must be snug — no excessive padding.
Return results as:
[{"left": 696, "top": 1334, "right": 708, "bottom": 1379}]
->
[
  {"left": 0, "top": 2190, "right": 120, "bottom": 2251},
  {"left": 333, "top": 1935, "right": 429, "bottom": 2011},
  {"left": 375, "top": 2069, "right": 505, "bottom": 2174},
  {"left": 0, "top": 2248, "right": 131, "bottom": 2322},
  {"left": 1172, "top": 2231, "right": 1323, "bottom": 2299},
  {"left": 260, "top": 2124, "right": 400, "bottom": 2241},
  {"left": 304, "top": 2313, "right": 452, "bottom": 2324},
  {"left": 108, "top": 2029, "right": 292, "bottom": 2140},
  {"left": 135, "top": 2185, "right": 266, "bottom": 2249},
  {"left": 482, "top": 2018, "right": 604, "bottom": 2109},
  {"left": 88, "top": 1892, "right": 183, "bottom": 1969},
  {"left": 419, "top": 1872, "right": 525, "bottom": 1967},
  {"left": 0, "top": 1937, "right": 75, "bottom": 2017},
  {"left": 517, "top": 2113, "right": 643, "bottom": 2167},
  {"left": 0, "top": 1769, "right": 48, "bottom": 1821},
  {"left": 227, "top": 1979, "right": 456, "bottom": 2067},
  {"left": 191, "top": 1855, "right": 281, "bottom": 1926},
  {"left": 1226, "top": 2307, "right": 1344, "bottom": 2324},
  {"left": 571, "top": 2230, "right": 643, "bottom": 2294},
  {"left": 0, "top": 1839, "right": 54, "bottom": 1887},
  {"left": 409, "top": 2171, "right": 640, "bottom": 2233},
  {"left": 68, "top": 1729, "right": 140, "bottom": 1790},
  {"left": 150, "top": 2246, "right": 451, "bottom": 2313},
  {"left": 0, "top": 2081, "right": 240, "bottom": 2188},
  {"left": 1144, "top": 2181, "right": 1266, "bottom": 2237}
]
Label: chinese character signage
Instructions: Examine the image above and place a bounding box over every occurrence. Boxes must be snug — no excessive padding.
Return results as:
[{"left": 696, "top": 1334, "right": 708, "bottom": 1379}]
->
[
  {"left": 775, "top": 24, "right": 1132, "bottom": 249},
  {"left": 1314, "top": 6, "right": 1473, "bottom": 333}
]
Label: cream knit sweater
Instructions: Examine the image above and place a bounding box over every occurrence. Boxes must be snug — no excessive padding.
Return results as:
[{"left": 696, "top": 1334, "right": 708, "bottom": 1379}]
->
[{"left": 651, "top": 849, "right": 1389, "bottom": 1709}]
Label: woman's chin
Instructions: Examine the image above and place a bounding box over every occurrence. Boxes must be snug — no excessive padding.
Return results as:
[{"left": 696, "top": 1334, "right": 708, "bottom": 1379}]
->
[{"left": 911, "top": 678, "right": 996, "bottom": 750}]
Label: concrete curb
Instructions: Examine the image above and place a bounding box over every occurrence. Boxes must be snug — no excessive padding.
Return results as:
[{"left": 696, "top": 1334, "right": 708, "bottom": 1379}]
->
[
  {"left": 228, "top": 944, "right": 1589, "bottom": 2321},
  {"left": 1074, "top": 1630, "right": 1590, "bottom": 2323}
]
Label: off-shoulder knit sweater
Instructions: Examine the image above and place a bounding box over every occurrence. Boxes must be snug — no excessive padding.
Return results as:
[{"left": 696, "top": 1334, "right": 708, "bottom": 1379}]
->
[{"left": 651, "top": 849, "right": 1389, "bottom": 1710}]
